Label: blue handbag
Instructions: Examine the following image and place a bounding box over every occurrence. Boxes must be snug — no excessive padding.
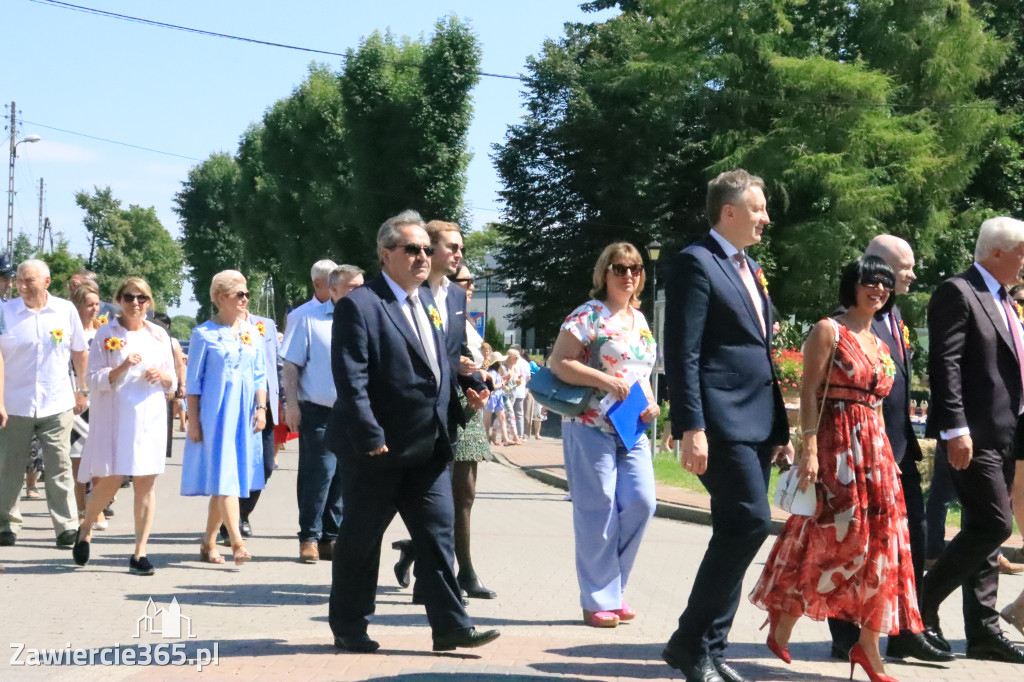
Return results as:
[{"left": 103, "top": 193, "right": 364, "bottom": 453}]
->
[{"left": 527, "top": 366, "right": 595, "bottom": 417}]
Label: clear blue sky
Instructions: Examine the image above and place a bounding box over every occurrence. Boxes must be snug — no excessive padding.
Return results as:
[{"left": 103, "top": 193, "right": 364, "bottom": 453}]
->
[{"left": 3, "top": 0, "right": 615, "bottom": 314}]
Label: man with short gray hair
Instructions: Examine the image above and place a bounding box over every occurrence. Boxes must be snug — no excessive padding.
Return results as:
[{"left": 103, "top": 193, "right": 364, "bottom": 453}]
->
[
  {"left": 329, "top": 265, "right": 365, "bottom": 301},
  {"left": 921, "top": 216, "right": 1024, "bottom": 663},
  {"left": 0, "top": 259, "right": 88, "bottom": 547}
]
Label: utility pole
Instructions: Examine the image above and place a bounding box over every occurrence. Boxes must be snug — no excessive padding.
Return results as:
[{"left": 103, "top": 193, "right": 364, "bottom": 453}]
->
[
  {"left": 37, "top": 178, "right": 44, "bottom": 252},
  {"left": 6, "top": 101, "right": 16, "bottom": 259},
  {"left": 43, "top": 218, "right": 53, "bottom": 253}
]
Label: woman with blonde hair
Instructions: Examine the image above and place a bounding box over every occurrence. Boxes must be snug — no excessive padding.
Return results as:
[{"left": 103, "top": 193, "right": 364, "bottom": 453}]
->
[
  {"left": 72, "top": 277, "right": 176, "bottom": 575},
  {"left": 181, "top": 270, "right": 266, "bottom": 565},
  {"left": 549, "top": 242, "right": 659, "bottom": 627},
  {"left": 69, "top": 280, "right": 106, "bottom": 528}
]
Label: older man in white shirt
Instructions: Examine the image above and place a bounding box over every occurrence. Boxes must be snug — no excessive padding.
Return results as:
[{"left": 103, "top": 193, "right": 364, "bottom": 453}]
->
[
  {"left": 282, "top": 264, "right": 364, "bottom": 564},
  {"left": 0, "top": 259, "right": 88, "bottom": 547}
]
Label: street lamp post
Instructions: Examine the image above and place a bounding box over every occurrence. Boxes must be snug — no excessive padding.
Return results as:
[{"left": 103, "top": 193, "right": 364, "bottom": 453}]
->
[
  {"left": 482, "top": 266, "right": 494, "bottom": 342},
  {"left": 646, "top": 239, "right": 662, "bottom": 452},
  {"left": 7, "top": 133, "right": 41, "bottom": 258}
]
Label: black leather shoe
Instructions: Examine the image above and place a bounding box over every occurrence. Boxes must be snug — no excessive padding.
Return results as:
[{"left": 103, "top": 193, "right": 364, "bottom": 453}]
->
[
  {"left": 317, "top": 539, "right": 335, "bottom": 561},
  {"left": 966, "top": 633, "right": 1024, "bottom": 663},
  {"left": 56, "top": 529, "right": 78, "bottom": 547},
  {"left": 661, "top": 648, "right": 724, "bottom": 682},
  {"left": 334, "top": 633, "right": 380, "bottom": 653},
  {"left": 72, "top": 530, "right": 89, "bottom": 566},
  {"left": 886, "top": 631, "right": 955, "bottom": 662},
  {"left": 239, "top": 520, "right": 252, "bottom": 537},
  {"left": 0, "top": 531, "right": 15, "bottom": 546},
  {"left": 458, "top": 574, "right": 497, "bottom": 599},
  {"left": 218, "top": 525, "right": 230, "bottom": 546},
  {"left": 922, "top": 625, "right": 951, "bottom": 652},
  {"left": 830, "top": 642, "right": 852, "bottom": 660},
  {"left": 392, "top": 539, "right": 414, "bottom": 588},
  {"left": 432, "top": 627, "right": 500, "bottom": 652},
  {"left": 714, "top": 659, "right": 747, "bottom": 682}
]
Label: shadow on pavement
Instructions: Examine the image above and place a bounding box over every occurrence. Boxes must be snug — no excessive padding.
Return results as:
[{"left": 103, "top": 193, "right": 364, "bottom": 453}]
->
[{"left": 122, "top": 583, "right": 330, "bottom": 608}]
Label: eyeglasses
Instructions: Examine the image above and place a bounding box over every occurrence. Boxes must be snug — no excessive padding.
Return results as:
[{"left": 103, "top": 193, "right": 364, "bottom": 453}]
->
[
  {"left": 231, "top": 291, "right": 251, "bottom": 300},
  {"left": 859, "top": 277, "right": 893, "bottom": 291},
  {"left": 443, "top": 242, "right": 467, "bottom": 254},
  {"left": 450, "top": 277, "right": 474, "bottom": 284},
  {"left": 608, "top": 263, "right": 644, "bottom": 277},
  {"left": 393, "top": 243, "right": 436, "bottom": 257},
  {"left": 120, "top": 294, "right": 151, "bottom": 304}
]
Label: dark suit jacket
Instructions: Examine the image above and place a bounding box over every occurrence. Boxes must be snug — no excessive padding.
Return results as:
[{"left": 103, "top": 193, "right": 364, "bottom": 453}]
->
[
  {"left": 926, "top": 265, "right": 1023, "bottom": 452},
  {"left": 664, "top": 234, "right": 788, "bottom": 445},
  {"left": 871, "top": 306, "right": 922, "bottom": 464},
  {"left": 425, "top": 281, "right": 486, "bottom": 443},
  {"left": 328, "top": 275, "right": 452, "bottom": 468}
]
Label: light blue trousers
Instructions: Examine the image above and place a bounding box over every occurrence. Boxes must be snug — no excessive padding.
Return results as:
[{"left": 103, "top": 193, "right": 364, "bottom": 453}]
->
[{"left": 562, "top": 421, "right": 657, "bottom": 612}]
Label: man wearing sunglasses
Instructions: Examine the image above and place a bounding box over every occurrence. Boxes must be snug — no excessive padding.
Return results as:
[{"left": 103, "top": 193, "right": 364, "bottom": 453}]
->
[
  {"left": 662, "top": 170, "right": 793, "bottom": 682},
  {"left": 327, "top": 210, "right": 499, "bottom": 654}
]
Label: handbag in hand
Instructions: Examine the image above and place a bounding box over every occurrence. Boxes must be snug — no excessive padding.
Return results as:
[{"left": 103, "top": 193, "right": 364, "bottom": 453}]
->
[
  {"left": 527, "top": 366, "right": 595, "bottom": 418},
  {"left": 774, "top": 318, "right": 839, "bottom": 516}
]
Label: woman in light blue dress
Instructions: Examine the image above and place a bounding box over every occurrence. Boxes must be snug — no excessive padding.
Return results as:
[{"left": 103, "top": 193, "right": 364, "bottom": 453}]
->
[{"left": 182, "top": 270, "right": 267, "bottom": 565}]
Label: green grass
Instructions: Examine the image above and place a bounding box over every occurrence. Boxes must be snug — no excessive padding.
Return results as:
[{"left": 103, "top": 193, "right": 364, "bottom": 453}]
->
[{"left": 652, "top": 450, "right": 781, "bottom": 501}]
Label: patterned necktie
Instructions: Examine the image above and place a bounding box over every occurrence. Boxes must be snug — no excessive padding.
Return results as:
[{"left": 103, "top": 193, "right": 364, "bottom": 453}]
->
[
  {"left": 407, "top": 294, "right": 442, "bottom": 384},
  {"left": 733, "top": 253, "right": 766, "bottom": 336},
  {"left": 999, "top": 290, "right": 1024, "bottom": 392},
  {"left": 889, "top": 313, "right": 904, "bottom": 363}
]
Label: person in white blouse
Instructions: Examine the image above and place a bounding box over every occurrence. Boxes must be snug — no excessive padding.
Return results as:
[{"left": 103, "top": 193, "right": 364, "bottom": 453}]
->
[
  {"left": 0, "top": 259, "right": 87, "bottom": 548},
  {"left": 73, "top": 278, "right": 176, "bottom": 575}
]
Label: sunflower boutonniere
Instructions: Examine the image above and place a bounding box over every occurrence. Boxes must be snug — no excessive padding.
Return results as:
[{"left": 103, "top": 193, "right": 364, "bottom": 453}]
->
[
  {"left": 639, "top": 328, "right": 655, "bottom": 346},
  {"left": 755, "top": 268, "right": 769, "bottom": 293},
  {"left": 426, "top": 304, "right": 443, "bottom": 330},
  {"left": 104, "top": 336, "right": 126, "bottom": 352},
  {"left": 879, "top": 351, "right": 896, "bottom": 378},
  {"left": 1014, "top": 301, "right": 1024, "bottom": 325},
  {"left": 240, "top": 332, "right": 253, "bottom": 347},
  {"left": 255, "top": 320, "right": 266, "bottom": 336},
  {"left": 899, "top": 320, "right": 911, "bottom": 349},
  {"left": 96, "top": 313, "right": 109, "bottom": 326},
  {"left": 50, "top": 329, "right": 65, "bottom": 345}
]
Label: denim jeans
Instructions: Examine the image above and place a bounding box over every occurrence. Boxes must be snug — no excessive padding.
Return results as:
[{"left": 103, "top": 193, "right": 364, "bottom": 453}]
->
[{"left": 297, "top": 402, "right": 342, "bottom": 542}]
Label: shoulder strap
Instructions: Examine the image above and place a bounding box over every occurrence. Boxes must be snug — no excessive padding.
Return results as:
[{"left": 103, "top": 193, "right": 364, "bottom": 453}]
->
[{"left": 815, "top": 319, "right": 841, "bottom": 430}]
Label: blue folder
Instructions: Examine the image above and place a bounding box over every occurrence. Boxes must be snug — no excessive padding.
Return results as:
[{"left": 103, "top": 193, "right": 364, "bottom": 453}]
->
[{"left": 605, "top": 380, "right": 649, "bottom": 450}]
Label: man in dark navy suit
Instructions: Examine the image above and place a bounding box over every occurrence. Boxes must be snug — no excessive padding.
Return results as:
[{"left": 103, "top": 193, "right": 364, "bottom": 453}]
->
[
  {"left": 826, "top": 236, "right": 952, "bottom": 662},
  {"left": 662, "top": 169, "right": 793, "bottom": 682},
  {"left": 327, "top": 210, "right": 499, "bottom": 653}
]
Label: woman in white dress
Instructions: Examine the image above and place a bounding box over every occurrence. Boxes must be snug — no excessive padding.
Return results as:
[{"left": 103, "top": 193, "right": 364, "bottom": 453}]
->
[
  {"left": 73, "top": 278, "right": 176, "bottom": 575},
  {"left": 68, "top": 280, "right": 105, "bottom": 527}
]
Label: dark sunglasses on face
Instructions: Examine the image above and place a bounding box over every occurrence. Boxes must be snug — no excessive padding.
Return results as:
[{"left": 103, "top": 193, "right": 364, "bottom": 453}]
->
[
  {"left": 394, "top": 243, "right": 436, "bottom": 257},
  {"left": 443, "top": 242, "right": 467, "bottom": 254},
  {"left": 120, "top": 294, "right": 150, "bottom": 304},
  {"left": 231, "top": 291, "right": 251, "bottom": 300},
  {"left": 450, "top": 277, "right": 474, "bottom": 284},
  {"left": 859, "top": 276, "right": 893, "bottom": 291},
  {"left": 608, "top": 263, "right": 644, "bottom": 277}
]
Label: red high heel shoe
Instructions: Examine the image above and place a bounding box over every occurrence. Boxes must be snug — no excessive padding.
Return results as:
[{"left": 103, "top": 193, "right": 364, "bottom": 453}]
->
[
  {"left": 760, "top": 612, "right": 791, "bottom": 664},
  {"left": 848, "top": 642, "right": 898, "bottom": 682}
]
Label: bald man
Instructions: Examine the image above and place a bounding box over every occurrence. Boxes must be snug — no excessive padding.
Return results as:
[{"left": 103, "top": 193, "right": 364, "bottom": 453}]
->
[{"left": 827, "top": 236, "right": 952, "bottom": 662}]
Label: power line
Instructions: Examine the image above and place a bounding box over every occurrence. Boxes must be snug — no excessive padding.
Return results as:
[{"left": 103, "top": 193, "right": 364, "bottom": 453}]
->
[
  {"left": 27, "top": 0, "right": 524, "bottom": 82},
  {"left": 22, "top": 119, "right": 202, "bottom": 161}
]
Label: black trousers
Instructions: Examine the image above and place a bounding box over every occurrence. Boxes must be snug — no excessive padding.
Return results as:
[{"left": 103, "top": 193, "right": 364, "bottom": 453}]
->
[
  {"left": 828, "top": 458, "right": 927, "bottom": 649},
  {"left": 666, "top": 438, "right": 773, "bottom": 660},
  {"left": 920, "top": 442, "right": 1015, "bottom": 641},
  {"left": 329, "top": 449, "right": 471, "bottom": 638},
  {"left": 239, "top": 410, "right": 276, "bottom": 522}
]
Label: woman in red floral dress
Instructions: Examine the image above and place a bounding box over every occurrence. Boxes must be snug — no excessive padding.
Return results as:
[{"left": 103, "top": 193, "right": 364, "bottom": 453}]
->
[{"left": 749, "top": 256, "right": 925, "bottom": 682}]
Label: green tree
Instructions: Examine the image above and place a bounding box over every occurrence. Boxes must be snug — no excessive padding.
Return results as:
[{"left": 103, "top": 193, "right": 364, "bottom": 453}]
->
[
  {"left": 76, "top": 186, "right": 185, "bottom": 309},
  {"left": 495, "top": 0, "right": 1011, "bottom": 339},
  {"left": 174, "top": 153, "right": 247, "bottom": 321},
  {"left": 484, "top": 316, "right": 504, "bottom": 352},
  {"left": 43, "top": 235, "right": 86, "bottom": 296},
  {"left": 462, "top": 222, "right": 503, "bottom": 275},
  {"left": 341, "top": 16, "right": 481, "bottom": 231},
  {"left": 169, "top": 314, "right": 197, "bottom": 341}
]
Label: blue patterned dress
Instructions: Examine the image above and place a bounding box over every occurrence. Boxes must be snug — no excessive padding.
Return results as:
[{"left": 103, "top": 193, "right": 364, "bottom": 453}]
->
[{"left": 181, "top": 320, "right": 266, "bottom": 497}]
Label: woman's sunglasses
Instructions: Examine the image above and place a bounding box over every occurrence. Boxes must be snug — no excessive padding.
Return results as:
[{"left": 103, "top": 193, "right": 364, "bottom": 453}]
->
[
  {"left": 859, "top": 276, "right": 893, "bottom": 291},
  {"left": 231, "top": 291, "right": 251, "bottom": 300},
  {"left": 608, "top": 263, "right": 644, "bottom": 277},
  {"left": 120, "top": 294, "right": 150, "bottom": 304}
]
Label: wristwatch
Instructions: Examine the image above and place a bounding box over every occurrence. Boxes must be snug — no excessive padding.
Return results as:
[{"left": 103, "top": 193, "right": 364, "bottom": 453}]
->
[{"left": 76, "top": 387, "right": 89, "bottom": 396}]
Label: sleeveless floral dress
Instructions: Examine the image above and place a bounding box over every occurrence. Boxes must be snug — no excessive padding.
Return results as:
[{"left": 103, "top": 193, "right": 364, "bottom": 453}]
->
[{"left": 749, "top": 321, "right": 923, "bottom": 635}]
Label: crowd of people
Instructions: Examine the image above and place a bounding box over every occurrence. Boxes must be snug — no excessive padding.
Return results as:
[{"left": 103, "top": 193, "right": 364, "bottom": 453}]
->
[{"left": 1, "top": 169, "right": 1024, "bottom": 677}]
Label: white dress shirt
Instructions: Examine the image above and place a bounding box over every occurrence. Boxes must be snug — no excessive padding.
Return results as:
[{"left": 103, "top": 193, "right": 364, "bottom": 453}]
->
[
  {"left": 429, "top": 277, "right": 451, "bottom": 331},
  {"left": 383, "top": 272, "right": 440, "bottom": 371},
  {"left": 709, "top": 229, "right": 766, "bottom": 322},
  {"left": 1, "top": 293, "right": 88, "bottom": 418}
]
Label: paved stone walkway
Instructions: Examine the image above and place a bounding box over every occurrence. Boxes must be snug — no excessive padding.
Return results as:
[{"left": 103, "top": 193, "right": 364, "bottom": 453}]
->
[{"left": 1, "top": 432, "right": 1022, "bottom": 680}]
